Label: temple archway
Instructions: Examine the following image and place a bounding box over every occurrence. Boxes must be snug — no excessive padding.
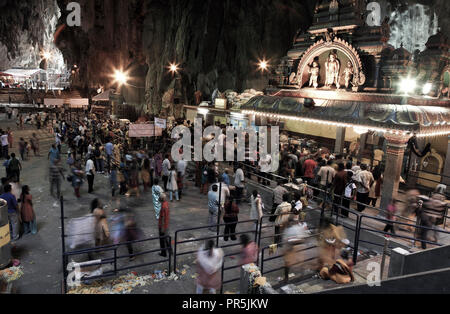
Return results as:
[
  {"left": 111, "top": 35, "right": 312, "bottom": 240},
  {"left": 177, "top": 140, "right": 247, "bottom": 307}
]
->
[{"left": 296, "top": 37, "right": 366, "bottom": 89}]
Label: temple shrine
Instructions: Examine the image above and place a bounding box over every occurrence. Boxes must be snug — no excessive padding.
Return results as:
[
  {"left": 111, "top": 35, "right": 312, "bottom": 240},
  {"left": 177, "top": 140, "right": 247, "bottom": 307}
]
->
[{"left": 240, "top": 0, "right": 450, "bottom": 209}]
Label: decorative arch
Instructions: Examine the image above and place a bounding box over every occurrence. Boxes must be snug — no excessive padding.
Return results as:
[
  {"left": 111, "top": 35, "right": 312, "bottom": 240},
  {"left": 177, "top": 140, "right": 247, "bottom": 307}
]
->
[
  {"left": 296, "top": 37, "right": 366, "bottom": 89},
  {"left": 420, "top": 149, "right": 444, "bottom": 175}
]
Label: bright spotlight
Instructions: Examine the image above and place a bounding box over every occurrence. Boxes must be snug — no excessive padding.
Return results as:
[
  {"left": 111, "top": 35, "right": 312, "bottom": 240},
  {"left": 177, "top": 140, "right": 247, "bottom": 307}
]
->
[
  {"left": 169, "top": 63, "right": 179, "bottom": 74},
  {"left": 113, "top": 70, "right": 128, "bottom": 86},
  {"left": 258, "top": 60, "right": 269, "bottom": 72},
  {"left": 400, "top": 78, "right": 417, "bottom": 95},
  {"left": 41, "top": 51, "right": 52, "bottom": 60},
  {"left": 422, "top": 83, "right": 432, "bottom": 95}
]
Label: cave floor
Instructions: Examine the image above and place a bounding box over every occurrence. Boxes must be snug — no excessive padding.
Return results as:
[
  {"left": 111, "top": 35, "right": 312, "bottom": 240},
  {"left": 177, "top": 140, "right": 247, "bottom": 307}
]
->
[{"left": 1, "top": 116, "right": 265, "bottom": 294}]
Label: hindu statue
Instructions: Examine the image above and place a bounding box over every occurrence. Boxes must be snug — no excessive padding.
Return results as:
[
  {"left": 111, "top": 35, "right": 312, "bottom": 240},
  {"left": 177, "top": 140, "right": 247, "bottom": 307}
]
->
[
  {"left": 308, "top": 61, "right": 320, "bottom": 88},
  {"left": 325, "top": 52, "right": 340, "bottom": 88},
  {"left": 343, "top": 61, "right": 354, "bottom": 89}
]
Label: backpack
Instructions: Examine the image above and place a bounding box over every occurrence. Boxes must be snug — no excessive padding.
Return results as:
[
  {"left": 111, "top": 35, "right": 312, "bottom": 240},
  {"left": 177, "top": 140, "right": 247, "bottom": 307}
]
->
[{"left": 94, "top": 148, "right": 101, "bottom": 158}]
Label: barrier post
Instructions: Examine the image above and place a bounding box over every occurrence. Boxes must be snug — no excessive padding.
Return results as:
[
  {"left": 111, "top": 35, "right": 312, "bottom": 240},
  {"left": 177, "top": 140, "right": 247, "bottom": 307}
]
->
[
  {"left": 60, "top": 196, "right": 67, "bottom": 294},
  {"left": 173, "top": 231, "right": 178, "bottom": 273},
  {"left": 217, "top": 182, "right": 222, "bottom": 247},
  {"left": 168, "top": 236, "right": 172, "bottom": 275},
  {"left": 352, "top": 215, "right": 362, "bottom": 265},
  {"left": 380, "top": 237, "right": 390, "bottom": 280}
]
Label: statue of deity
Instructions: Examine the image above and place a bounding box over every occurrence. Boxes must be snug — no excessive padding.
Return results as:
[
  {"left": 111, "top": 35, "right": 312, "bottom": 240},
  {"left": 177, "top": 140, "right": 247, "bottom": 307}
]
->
[
  {"left": 325, "top": 52, "right": 340, "bottom": 88},
  {"left": 343, "top": 61, "right": 354, "bottom": 89},
  {"left": 308, "top": 61, "right": 320, "bottom": 88}
]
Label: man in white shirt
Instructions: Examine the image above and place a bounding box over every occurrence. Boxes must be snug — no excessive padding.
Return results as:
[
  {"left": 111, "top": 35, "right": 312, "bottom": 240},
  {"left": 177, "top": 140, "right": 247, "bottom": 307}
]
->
[
  {"left": 354, "top": 164, "right": 374, "bottom": 212},
  {"left": 234, "top": 167, "right": 245, "bottom": 204},
  {"left": 1, "top": 131, "right": 9, "bottom": 159},
  {"left": 86, "top": 157, "right": 95, "bottom": 193}
]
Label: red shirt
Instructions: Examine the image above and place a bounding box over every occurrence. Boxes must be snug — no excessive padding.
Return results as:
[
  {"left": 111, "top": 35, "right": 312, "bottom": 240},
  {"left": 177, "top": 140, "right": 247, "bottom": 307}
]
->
[
  {"left": 303, "top": 159, "right": 317, "bottom": 179},
  {"left": 159, "top": 201, "right": 170, "bottom": 231}
]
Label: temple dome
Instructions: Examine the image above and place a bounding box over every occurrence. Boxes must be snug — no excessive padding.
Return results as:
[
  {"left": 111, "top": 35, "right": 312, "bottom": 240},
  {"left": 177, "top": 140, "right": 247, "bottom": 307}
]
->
[{"left": 391, "top": 44, "right": 411, "bottom": 61}]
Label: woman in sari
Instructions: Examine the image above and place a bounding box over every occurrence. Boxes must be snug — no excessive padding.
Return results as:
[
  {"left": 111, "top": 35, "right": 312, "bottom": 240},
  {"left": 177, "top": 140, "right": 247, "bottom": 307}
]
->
[{"left": 154, "top": 152, "right": 163, "bottom": 178}]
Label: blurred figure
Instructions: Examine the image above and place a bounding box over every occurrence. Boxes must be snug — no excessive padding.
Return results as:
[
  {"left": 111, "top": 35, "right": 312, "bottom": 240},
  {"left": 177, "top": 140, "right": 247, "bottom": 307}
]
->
[
  {"left": 384, "top": 199, "right": 398, "bottom": 235},
  {"left": 274, "top": 194, "right": 292, "bottom": 244},
  {"left": 70, "top": 162, "right": 84, "bottom": 198},
  {"left": 318, "top": 218, "right": 349, "bottom": 269},
  {"left": 152, "top": 178, "right": 164, "bottom": 220},
  {"left": 0, "top": 184, "right": 20, "bottom": 241},
  {"left": 239, "top": 234, "right": 258, "bottom": 266},
  {"left": 282, "top": 216, "right": 311, "bottom": 282},
  {"left": 320, "top": 250, "right": 355, "bottom": 284},
  {"left": 196, "top": 240, "right": 224, "bottom": 295},
  {"left": 91, "top": 199, "right": 110, "bottom": 246},
  {"left": 166, "top": 165, "right": 179, "bottom": 202}
]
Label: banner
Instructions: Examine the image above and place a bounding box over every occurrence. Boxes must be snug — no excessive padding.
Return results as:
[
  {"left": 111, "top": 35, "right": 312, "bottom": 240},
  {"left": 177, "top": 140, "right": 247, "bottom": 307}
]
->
[
  {"left": 0, "top": 224, "right": 10, "bottom": 248},
  {"left": 44, "top": 98, "right": 64, "bottom": 107},
  {"left": 69, "top": 98, "right": 89, "bottom": 108},
  {"left": 155, "top": 118, "right": 167, "bottom": 129},
  {"left": 129, "top": 124, "right": 162, "bottom": 138}
]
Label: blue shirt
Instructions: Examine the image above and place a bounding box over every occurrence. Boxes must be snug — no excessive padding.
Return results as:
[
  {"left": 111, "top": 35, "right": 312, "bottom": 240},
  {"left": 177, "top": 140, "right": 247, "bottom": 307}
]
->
[
  {"left": 49, "top": 147, "right": 60, "bottom": 164},
  {"left": 222, "top": 173, "right": 230, "bottom": 186},
  {"left": 0, "top": 192, "right": 18, "bottom": 214},
  {"left": 105, "top": 142, "right": 114, "bottom": 156}
]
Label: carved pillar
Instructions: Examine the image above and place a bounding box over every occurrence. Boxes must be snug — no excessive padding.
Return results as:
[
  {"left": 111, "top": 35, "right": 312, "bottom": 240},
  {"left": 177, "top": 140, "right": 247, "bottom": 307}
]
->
[
  {"left": 335, "top": 127, "right": 346, "bottom": 154},
  {"left": 380, "top": 134, "right": 409, "bottom": 210},
  {"left": 441, "top": 136, "right": 450, "bottom": 189}
]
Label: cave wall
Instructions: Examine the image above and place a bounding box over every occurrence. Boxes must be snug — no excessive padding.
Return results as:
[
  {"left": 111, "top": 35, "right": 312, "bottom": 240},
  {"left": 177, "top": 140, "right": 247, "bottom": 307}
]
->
[
  {"left": 0, "top": 0, "right": 62, "bottom": 70},
  {"left": 54, "top": 0, "right": 316, "bottom": 114}
]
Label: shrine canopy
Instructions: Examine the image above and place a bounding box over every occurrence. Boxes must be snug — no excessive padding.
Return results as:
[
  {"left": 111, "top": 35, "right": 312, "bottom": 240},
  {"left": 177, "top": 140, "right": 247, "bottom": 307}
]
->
[{"left": 241, "top": 95, "right": 450, "bottom": 137}]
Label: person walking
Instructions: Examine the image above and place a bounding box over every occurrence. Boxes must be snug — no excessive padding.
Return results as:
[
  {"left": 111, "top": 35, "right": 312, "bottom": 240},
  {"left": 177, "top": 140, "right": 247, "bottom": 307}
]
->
[
  {"left": 274, "top": 194, "right": 292, "bottom": 244},
  {"left": 158, "top": 193, "right": 172, "bottom": 257},
  {"left": 207, "top": 184, "right": 220, "bottom": 232},
  {"left": 234, "top": 167, "right": 245, "bottom": 204},
  {"left": 342, "top": 172, "right": 357, "bottom": 218},
  {"left": 152, "top": 178, "right": 164, "bottom": 220},
  {"left": 91, "top": 199, "right": 110, "bottom": 246},
  {"left": 49, "top": 159, "right": 65, "bottom": 199},
  {"left": 0, "top": 184, "right": 20, "bottom": 241},
  {"left": 70, "top": 162, "right": 84, "bottom": 198},
  {"left": 250, "top": 190, "right": 264, "bottom": 231},
  {"left": 384, "top": 199, "right": 397, "bottom": 235},
  {"left": 223, "top": 196, "right": 239, "bottom": 241},
  {"left": 196, "top": 240, "right": 224, "bottom": 295},
  {"left": 162, "top": 154, "right": 171, "bottom": 192},
  {"left": 30, "top": 133, "right": 40, "bottom": 157},
  {"left": 8, "top": 154, "right": 21, "bottom": 183},
  {"left": 20, "top": 185, "right": 37, "bottom": 235},
  {"left": 86, "top": 156, "right": 95, "bottom": 194},
  {"left": 354, "top": 164, "right": 374, "bottom": 213},
  {"left": 141, "top": 158, "right": 152, "bottom": 192},
  {"left": 166, "top": 166, "right": 179, "bottom": 202},
  {"left": 1, "top": 131, "right": 9, "bottom": 159},
  {"left": 239, "top": 234, "right": 258, "bottom": 266}
]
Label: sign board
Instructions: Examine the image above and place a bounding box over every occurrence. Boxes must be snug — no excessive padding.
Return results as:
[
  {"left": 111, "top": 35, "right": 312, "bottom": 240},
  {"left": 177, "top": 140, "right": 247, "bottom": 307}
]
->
[
  {"left": 215, "top": 98, "right": 227, "bottom": 109},
  {"left": 129, "top": 124, "right": 163, "bottom": 138},
  {"left": 155, "top": 118, "right": 167, "bottom": 129},
  {"left": 69, "top": 98, "right": 89, "bottom": 108},
  {"left": 0, "top": 224, "right": 10, "bottom": 248}
]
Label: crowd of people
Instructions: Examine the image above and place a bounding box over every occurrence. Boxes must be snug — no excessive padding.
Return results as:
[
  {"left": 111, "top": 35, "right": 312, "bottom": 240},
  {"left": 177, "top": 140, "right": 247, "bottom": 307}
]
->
[{"left": 0, "top": 108, "right": 449, "bottom": 294}]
